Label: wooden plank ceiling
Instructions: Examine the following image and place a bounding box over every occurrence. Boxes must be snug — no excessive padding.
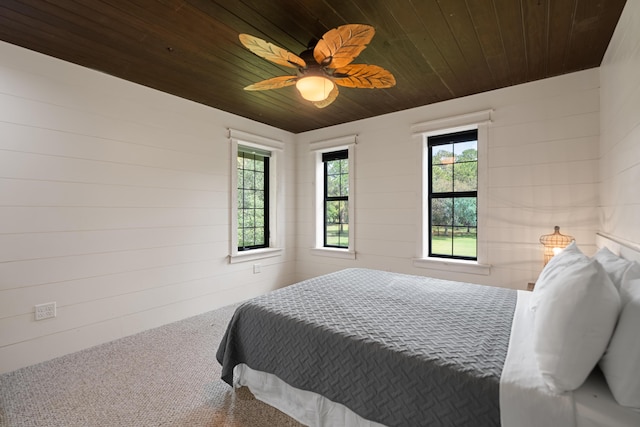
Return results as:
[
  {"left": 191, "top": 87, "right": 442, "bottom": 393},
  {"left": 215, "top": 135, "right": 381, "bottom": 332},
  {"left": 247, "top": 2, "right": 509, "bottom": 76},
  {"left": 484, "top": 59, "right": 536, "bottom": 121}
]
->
[{"left": 0, "top": 0, "right": 627, "bottom": 133}]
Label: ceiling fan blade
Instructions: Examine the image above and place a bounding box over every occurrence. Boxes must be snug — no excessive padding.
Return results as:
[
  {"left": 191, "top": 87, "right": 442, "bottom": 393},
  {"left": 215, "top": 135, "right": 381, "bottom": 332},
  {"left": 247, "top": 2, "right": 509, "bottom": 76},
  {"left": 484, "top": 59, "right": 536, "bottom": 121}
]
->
[
  {"left": 239, "top": 34, "right": 306, "bottom": 69},
  {"left": 312, "top": 85, "right": 339, "bottom": 108},
  {"left": 313, "top": 24, "right": 375, "bottom": 69},
  {"left": 244, "top": 75, "right": 298, "bottom": 91},
  {"left": 332, "top": 64, "right": 396, "bottom": 88}
]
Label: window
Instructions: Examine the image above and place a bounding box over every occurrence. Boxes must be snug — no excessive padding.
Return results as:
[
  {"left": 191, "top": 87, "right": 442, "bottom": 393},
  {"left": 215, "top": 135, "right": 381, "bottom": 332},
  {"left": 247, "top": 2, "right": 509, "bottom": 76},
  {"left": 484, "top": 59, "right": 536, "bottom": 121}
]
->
[
  {"left": 323, "top": 150, "right": 349, "bottom": 248},
  {"left": 237, "top": 146, "right": 269, "bottom": 251},
  {"left": 228, "top": 129, "right": 284, "bottom": 264},
  {"left": 310, "top": 134, "right": 356, "bottom": 259},
  {"left": 411, "top": 109, "right": 492, "bottom": 274},
  {"left": 428, "top": 130, "right": 477, "bottom": 260}
]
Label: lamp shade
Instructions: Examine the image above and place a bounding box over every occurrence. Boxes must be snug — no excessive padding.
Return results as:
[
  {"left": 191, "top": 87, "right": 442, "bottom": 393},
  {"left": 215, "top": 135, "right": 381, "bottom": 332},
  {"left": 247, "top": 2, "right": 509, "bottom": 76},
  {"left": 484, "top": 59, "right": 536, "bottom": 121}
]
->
[
  {"left": 295, "top": 76, "right": 335, "bottom": 102},
  {"left": 540, "top": 226, "right": 574, "bottom": 265}
]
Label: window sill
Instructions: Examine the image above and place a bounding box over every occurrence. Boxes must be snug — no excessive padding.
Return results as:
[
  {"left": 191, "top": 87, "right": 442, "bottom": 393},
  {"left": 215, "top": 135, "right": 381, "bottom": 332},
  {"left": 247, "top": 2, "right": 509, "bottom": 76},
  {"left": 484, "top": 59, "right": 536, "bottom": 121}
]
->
[
  {"left": 412, "top": 257, "right": 491, "bottom": 276},
  {"left": 311, "top": 248, "right": 356, "bottom": 260},
  {"left": 229, "top": 248, "right": 283, "bottom": 264}
]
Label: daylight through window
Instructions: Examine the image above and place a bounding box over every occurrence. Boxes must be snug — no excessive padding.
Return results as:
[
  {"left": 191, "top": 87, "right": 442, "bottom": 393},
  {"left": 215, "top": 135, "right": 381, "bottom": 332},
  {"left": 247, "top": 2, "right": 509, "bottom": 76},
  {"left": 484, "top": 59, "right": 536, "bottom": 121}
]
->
[
  {"left": 428, "top": 130, "right": 478, "bottom": 260},
  {"left": 323, "top": 150, "right": 349, "bottom": 248},
  {"left": 237, "top": 146, "right": 269, "bottom": 251}
]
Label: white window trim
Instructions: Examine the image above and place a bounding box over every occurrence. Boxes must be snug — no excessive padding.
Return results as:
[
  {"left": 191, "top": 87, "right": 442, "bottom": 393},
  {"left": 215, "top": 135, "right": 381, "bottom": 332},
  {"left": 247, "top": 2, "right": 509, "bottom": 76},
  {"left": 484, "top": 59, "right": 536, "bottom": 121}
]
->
[
  {"left": 228, "top": 129, "right": 285, "bottom": 264},
  {"left": 310, "top": 135, "right": 357, "bottom": 260},
  {"left": 411, "top": 110, "right": 492, "bottom": 275}
]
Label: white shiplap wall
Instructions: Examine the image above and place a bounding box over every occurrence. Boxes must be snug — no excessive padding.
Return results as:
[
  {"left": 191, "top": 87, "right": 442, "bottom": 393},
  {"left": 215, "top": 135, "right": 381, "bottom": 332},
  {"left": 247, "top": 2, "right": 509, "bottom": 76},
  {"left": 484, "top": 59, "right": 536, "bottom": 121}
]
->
[
  {"left": 295, "top": 69, "right": 601, "bottom": 289},
  {"left": 5, "top": 0, "right": 639, "bottom": 373},
  {"left": 600, "top": 0, "right": 640, "bottom": 245},
  {"left": 0, "top": 41, "right": 296, "bottom": 374}
]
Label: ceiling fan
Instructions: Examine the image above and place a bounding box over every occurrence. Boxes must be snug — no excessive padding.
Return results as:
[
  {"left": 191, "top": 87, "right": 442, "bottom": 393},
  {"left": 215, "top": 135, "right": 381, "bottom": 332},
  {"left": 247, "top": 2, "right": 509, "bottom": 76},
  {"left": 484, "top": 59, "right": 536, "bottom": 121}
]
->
[{"left": 239, "top": 24, "right": 396, "bottom": 108}]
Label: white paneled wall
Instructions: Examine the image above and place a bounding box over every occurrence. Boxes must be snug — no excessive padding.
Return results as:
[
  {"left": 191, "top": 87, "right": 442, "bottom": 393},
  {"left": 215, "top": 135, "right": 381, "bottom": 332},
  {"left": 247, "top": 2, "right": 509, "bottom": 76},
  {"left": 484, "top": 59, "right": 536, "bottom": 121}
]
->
[
  {"left": 600, "top": 0, "right": 640, "bottom": 246},
  {"left": 295, "top": 69, "right": 601, "bottom": 289},
  {"left": 0, "top": 41, "right": 296, "bottom": 374},
  {"left": 2, "top": 0, "right": 639, "bottom": 374}
]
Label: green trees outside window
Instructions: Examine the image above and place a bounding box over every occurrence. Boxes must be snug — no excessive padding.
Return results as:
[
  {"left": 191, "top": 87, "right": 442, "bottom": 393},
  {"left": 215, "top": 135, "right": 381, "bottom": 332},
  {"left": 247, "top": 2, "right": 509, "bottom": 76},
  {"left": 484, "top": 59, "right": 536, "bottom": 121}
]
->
[
  {"left": 237, "top": 149, "right": 269, "bottom": 250},
  {"left": 323, "top": 150, "right": 349, "bottom": 248},
  {"left": 429, "top": 130, "right": 478, "bottom": 259}
]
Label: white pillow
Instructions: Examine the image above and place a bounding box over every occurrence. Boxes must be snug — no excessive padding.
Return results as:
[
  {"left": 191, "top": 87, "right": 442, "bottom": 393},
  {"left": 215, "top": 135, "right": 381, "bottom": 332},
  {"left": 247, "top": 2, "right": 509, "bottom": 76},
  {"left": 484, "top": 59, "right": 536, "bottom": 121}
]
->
[
  {"left": 532, "top": 246, "right": 620, "bottom": 392},
  {"left": 529, "top": 241, "right": 583, "bottom": 312},
  {"left": 600, "top": 261, "right": 640, "bottom": 408},
  {"left": 593, "top": 246, "right": 631, "bottom": 291}
]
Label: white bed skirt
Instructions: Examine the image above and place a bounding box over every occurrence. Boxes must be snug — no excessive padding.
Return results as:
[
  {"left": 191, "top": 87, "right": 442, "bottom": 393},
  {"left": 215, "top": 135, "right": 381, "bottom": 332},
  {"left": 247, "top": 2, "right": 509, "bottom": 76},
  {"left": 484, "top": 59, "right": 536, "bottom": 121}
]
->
[{"left": 234, "top": 363, "right": 385, "bottom": 427}]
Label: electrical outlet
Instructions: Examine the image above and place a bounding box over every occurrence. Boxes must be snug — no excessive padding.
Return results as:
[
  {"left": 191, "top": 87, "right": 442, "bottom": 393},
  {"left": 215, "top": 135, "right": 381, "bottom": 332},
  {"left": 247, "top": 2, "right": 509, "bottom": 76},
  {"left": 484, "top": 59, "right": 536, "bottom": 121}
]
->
[
  {"left": 35, "top": 302, "right": 56, "bottom": 320},
  {"left": 253, "top": 264, "right": 261, "bottom": 274}
]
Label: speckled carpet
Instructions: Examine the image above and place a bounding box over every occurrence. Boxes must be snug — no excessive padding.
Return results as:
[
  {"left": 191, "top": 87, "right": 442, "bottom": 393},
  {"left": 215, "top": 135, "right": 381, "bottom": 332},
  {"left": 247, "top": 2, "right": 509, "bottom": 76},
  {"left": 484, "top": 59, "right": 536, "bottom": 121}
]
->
[{"left": 0, "top": 304, "right": 303, "bottom": 427}]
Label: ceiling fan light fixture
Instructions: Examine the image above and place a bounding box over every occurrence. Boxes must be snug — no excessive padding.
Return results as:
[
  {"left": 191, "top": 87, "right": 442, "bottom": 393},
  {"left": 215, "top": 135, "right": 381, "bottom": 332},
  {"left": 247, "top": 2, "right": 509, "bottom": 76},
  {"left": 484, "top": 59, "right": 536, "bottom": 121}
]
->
[
  {"left": 239, "top": 24, "right": 395, "bottom": 108},
  {"left": 295, "top": 76, "right": 335, "bottom": 102}
]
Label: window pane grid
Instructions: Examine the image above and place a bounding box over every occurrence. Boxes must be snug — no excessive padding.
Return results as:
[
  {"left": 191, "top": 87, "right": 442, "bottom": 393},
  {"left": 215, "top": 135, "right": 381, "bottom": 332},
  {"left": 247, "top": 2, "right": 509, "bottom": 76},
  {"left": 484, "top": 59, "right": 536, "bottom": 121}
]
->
[
  {"left": 238, "top": 151, "right": 269, "bottom": 250},
  {"left": 325, "top": 200, "right": 349, "bottom": 248},
  {"left": 323, "top": 150, "right": 349, "bottom": 249},
  {"left": 428, "top": 130, "right": 477, "bottom": 260}
]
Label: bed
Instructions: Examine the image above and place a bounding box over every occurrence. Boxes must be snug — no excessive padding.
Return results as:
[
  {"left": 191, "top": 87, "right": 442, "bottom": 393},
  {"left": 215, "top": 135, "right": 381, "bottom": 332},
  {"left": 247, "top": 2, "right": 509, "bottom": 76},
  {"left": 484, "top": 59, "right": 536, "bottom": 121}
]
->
[{"left": 216, "top": 234, "right": 640, "bottom": 427}]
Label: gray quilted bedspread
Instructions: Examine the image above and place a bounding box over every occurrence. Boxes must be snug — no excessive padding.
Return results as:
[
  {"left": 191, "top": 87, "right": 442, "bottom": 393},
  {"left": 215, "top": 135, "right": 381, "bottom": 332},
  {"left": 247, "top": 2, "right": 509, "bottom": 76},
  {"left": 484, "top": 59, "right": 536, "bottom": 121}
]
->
[{"left": 216, "top": 268, "right": 517, "bottom": 427}]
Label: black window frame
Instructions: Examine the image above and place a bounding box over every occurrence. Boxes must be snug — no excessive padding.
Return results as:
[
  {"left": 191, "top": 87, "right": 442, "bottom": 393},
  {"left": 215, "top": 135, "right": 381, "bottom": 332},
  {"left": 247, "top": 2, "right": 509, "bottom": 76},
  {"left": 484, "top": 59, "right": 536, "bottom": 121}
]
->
[
  {"left": 428, "top": 129, "right": 478, "bottom": 261},
  {"left": 237, "top": 148, "right": 270, "bottom": 251},
  {"left": 323, "top": 149, "right": 349, "bottom": 249}
]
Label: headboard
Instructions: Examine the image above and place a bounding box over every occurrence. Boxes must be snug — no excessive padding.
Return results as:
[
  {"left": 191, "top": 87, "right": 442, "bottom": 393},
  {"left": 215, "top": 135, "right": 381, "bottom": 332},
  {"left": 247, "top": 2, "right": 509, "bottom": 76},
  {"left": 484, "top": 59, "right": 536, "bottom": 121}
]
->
[{"left": 596, "top": 232, "right": 640, "bottom": 264}]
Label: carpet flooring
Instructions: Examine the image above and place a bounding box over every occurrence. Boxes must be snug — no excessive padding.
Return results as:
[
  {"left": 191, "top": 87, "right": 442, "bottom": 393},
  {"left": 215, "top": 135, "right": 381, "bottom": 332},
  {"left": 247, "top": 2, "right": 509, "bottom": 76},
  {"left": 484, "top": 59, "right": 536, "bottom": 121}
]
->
[{"left": 0, "top": 304, "right": 304, "bottom": 427}]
